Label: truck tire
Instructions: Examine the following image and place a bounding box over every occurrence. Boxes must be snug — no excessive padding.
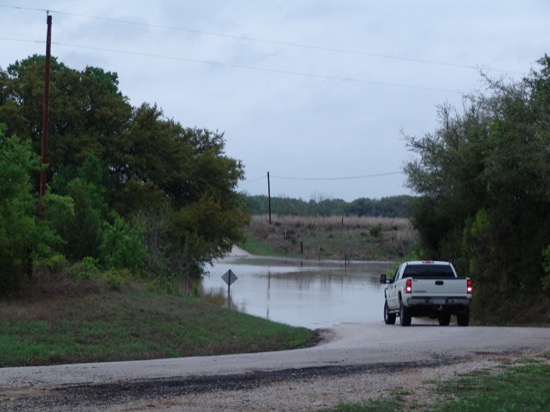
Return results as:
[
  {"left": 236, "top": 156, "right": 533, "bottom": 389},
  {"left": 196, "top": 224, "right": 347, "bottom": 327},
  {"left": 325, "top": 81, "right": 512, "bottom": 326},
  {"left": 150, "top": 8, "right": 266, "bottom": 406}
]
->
[
  {"left": 457, "top": 312, "right": 470, "bottom": 326},
  {"left": 399, "top": 298, "right": 411, "bottom": 326},
  {"left": 384, "top": 301, "right": 396, "bottom": 325},
  {"left": 438, "top": 313, "right": 451, "bottom": 326}
]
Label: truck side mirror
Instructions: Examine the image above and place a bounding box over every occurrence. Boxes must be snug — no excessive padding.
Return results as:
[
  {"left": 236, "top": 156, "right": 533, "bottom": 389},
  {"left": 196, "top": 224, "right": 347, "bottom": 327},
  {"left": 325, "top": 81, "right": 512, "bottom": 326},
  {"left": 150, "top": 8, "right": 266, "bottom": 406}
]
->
[{"left": 380, "top": 274, "right": 387, "bottom": 284}]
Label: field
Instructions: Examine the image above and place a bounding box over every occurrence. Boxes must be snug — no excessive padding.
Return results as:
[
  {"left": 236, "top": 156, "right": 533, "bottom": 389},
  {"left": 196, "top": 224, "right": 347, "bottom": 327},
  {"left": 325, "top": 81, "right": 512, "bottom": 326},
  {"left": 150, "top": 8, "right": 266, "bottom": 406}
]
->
[{"left": 242, "top": 215, "right": 418, "bottom": 261}]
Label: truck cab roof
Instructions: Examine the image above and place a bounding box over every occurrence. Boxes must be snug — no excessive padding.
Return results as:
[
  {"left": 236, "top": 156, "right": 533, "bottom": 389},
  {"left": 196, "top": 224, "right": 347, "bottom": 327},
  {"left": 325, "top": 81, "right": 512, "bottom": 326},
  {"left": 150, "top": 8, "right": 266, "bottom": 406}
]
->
[
  {"left": 400, "top": 261, "right": 457, "bottom": 279},
  {"left": 404, "top": 260, "right": 452, "bottom": 266}
]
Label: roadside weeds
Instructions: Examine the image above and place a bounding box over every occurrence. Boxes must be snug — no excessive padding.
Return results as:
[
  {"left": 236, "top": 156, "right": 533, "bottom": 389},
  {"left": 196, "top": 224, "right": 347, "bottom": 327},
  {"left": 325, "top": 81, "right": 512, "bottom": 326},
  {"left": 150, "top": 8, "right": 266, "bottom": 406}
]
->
[{"left": 330, "top": 352, "right": 550, "bottom": 412}]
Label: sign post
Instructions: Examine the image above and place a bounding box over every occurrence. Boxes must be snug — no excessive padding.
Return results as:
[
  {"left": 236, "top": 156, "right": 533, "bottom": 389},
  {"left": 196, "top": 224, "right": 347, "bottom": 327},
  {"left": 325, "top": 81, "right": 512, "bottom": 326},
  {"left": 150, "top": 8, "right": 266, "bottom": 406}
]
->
[{"left": 221, "top": 269, "right": 238, "bottom": 309}]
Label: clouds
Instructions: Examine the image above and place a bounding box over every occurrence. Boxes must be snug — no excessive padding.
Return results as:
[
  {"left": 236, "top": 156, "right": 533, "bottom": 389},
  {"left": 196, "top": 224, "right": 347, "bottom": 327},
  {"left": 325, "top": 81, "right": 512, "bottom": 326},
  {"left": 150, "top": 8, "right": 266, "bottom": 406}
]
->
[{"left": 0, "top": 1, "right": 548, "bottom": 200}]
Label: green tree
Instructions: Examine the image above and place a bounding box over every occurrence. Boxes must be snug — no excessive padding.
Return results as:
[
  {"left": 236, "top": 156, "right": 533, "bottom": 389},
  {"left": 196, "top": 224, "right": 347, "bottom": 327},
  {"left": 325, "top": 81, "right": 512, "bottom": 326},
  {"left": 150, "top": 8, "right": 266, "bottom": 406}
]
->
[
  {"left": 0, "top": 56, "right": 250, "bottom": 284},
  {"left": 403, "top": 56, "right": 550, "bottom": 323},
  {"left": 0, "top": 56, "right": 132, "bottom": 191},
  {"left": 0, "top": 127, "right": 41, "bottom": 296},
  {"left": 45, "top": 156, "right": 113, "bottom": 262},
  {"left": 109, "top": 104, "right": 250, "bottom": 278}
]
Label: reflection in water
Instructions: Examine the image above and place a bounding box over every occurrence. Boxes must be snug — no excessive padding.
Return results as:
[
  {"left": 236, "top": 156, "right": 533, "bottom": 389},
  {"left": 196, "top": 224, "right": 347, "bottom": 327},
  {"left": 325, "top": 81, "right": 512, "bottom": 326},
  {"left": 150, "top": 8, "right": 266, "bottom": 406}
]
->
[{"left": 201, "top": 257, "right": 396, "bottom": 329}]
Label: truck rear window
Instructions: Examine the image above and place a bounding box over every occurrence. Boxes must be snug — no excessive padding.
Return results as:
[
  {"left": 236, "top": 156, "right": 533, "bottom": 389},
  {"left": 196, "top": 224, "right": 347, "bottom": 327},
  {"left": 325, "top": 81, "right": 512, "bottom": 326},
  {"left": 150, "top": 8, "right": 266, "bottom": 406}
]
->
[{"left": 403, "top": 264, "right": 455, "bottom": 278}]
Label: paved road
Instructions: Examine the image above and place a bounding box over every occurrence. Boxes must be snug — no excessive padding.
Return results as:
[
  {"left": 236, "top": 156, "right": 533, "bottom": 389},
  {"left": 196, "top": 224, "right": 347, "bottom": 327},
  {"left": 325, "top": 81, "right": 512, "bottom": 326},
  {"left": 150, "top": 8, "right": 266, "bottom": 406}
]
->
[
  {"left": 2, "top": 323, "right": 549, "bottom": 390},
  {"left": 3, "top": 252, "right": 549, "bottom": 409}
]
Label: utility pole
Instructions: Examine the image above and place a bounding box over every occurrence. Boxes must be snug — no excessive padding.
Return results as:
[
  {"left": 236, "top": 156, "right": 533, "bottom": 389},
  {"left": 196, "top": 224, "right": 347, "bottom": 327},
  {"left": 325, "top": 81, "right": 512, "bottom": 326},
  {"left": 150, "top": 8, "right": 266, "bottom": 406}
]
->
[
  {"left": 267, "top": 171, "right": 272, "bottom": 224},
  {"left": 39, "top": 13, "right": 52, "bottom": 221}
]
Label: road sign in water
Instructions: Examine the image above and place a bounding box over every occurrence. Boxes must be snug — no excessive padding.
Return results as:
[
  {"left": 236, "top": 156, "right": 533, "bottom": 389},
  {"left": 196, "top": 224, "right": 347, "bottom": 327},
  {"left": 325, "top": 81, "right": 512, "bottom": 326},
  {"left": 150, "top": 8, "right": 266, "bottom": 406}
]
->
[
  {"left": 222, "top": 270, "right": 238, "bottom": 308},
  {"left": 222, "top": 269, "right": 238, "bottom": 286}
]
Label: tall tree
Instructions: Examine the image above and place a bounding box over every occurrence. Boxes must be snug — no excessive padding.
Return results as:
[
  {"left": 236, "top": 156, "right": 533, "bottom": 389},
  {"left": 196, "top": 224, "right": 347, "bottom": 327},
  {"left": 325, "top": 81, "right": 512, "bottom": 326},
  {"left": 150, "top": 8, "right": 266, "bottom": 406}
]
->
[
  {"left": 0, "top": 56, "right": 249, "bottom": 283},
  {"left": 110, "top": 104, "right": 249, "bottom": 277},
  {"left": 403, "top": 56, "right": 550, "bottom": 322},
  {"left": 0, "top": 56, "right": 132, "bottom": 187},
  {"left": 0, "top": 127, "right": 41, "bottom": 295}
]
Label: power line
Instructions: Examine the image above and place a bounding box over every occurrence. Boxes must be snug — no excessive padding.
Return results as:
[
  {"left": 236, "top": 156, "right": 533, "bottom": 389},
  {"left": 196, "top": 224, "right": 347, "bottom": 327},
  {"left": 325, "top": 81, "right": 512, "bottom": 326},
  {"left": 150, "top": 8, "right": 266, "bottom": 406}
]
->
[
  {"left": 267, "top": 171, "right": 403, "bottom": 182},
  {"left": 241, "top": 175, "right": 266, "bottom": 185},
  {"left": 7, "top": 39, "right": 456, "bottom": 94},
  {"left": 0, "top": 4, "right": 521, "bottom": 76},
  {"left": 0, "top": 28, "right": 462, "bottom": 93},
  {"left": 240, "top": 171, "right": 403, "bottom": 186},
  {"left": 42, "top": 9, "right": 486, "bottom": 72},
  {"left": 0, "top": 36, "right": 36, "bottom": 45}
]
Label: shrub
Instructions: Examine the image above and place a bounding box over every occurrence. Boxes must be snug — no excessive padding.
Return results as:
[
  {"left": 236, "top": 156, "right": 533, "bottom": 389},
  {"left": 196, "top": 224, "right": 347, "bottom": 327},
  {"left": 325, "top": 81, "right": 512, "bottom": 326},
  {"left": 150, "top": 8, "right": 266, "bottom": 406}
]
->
[
  {"left": 100, "top": 216, "right": 148, "bottom": 278},
  {"left": 104, "top": 268, "right": 129, "bottom": 290},
  {"left": 36, "top": 254, "right": 68, "bottom": 273},
  {"left": 370, "top": 224, "right": 383, "bottom": 238},
  {"left": 70, "top": 257, "right": 101, "bottom": 280}
]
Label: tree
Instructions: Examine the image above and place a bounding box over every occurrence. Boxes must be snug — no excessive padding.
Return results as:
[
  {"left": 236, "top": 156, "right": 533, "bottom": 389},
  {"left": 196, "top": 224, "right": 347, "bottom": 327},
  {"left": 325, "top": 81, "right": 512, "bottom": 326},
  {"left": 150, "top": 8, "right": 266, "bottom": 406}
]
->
[
  {"left": 0, "top": 56, "right": 132, "bottom": 188},
  {"left": 403, "top": 56, "right": 550, "bottom": 322},
  {"left": 0, "top": 56, "right": 250, "bottom": 284},
  {"left": 0, "top": 127, "right": 41, "bottom": 296},
  {"left": 244, "top": 195, "right": 413, "bottom": 217},
  {"left": 108, "top": 104, "right": 250, "bottom": 278}
]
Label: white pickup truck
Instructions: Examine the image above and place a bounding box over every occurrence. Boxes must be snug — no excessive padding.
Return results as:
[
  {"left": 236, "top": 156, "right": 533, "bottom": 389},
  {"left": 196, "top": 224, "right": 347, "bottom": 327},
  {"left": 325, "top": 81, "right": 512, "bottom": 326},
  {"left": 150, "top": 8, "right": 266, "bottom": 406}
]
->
[{"left": 380, "top": 260, "right": 472, "bottom": 326}]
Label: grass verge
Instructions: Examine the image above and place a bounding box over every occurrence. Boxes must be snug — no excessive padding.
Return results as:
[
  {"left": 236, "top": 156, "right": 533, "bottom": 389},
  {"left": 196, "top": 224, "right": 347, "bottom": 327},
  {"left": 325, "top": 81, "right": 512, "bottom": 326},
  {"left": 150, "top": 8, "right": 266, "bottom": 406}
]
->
[
  {"left": 239, "top": 236, "right": 284, "bottom": 257},
  {"left": 0, "top": 288, "right": 316, "bottom": 367},
  {"left": 433, "top": 356, "right": 550, "bottom": 411},
  {"left": 327, "top": 354, "right": 550, "bottom": 411}
]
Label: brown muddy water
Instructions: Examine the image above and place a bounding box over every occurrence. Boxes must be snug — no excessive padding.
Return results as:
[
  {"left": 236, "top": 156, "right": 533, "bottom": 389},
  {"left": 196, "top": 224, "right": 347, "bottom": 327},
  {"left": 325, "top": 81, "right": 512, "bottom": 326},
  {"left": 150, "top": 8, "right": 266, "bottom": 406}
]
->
[{"left": 201, "top": 257, "right": 396, "bottom": 329}]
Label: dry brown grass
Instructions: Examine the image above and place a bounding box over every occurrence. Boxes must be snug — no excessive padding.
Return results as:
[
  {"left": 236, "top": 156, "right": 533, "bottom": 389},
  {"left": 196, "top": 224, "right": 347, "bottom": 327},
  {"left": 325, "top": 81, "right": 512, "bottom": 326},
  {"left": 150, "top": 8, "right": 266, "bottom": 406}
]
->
[
  {"left": 252, "top": 214, "right": 410, "bottom": 227},
  {"left": 245, "top": 215, "right": 418, "bottom": 261}
]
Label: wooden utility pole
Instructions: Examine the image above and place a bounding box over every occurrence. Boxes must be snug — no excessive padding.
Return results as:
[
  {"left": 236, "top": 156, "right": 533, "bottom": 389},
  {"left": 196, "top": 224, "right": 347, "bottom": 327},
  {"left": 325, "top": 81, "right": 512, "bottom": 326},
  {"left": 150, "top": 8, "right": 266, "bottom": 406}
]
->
[
  {"left": 267, "top": 171, "right": 272, "bottom": 224},
  {"left": 39, "top": 13, "right": 52, "bottom": 221}
]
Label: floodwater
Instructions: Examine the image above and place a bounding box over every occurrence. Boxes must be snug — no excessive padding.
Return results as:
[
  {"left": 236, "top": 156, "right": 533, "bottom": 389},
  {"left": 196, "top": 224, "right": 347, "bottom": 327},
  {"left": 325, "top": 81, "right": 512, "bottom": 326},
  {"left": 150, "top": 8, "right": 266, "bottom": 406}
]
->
[{"left": 201, "top": 256, "right": 396, "bottom": 329}]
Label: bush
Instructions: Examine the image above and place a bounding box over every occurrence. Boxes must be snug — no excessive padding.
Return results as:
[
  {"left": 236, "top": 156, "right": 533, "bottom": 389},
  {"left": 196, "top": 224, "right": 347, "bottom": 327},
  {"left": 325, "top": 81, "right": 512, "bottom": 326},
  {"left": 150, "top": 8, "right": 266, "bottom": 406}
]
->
[
  {"left": 104, "top": 268, "right": 129, "bottom": 290},
  {"left": 36, "top": 254, "right": 68, "bottom": 273},
  {"left": 369, "top": 224, "right": 383, "bottom": 238},
  {"left": 69, "top": 257, "right": 102, "bottom": 280},
  {"left": 100, "top": 216, "right": 148, "bottom": 278}
]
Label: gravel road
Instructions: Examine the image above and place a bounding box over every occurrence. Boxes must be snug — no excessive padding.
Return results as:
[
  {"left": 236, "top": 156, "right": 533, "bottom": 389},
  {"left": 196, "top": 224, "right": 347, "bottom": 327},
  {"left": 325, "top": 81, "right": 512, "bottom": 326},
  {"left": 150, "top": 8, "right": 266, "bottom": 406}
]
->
[{"left": 1, "top": 323, "right": 549, "bottom": 411}]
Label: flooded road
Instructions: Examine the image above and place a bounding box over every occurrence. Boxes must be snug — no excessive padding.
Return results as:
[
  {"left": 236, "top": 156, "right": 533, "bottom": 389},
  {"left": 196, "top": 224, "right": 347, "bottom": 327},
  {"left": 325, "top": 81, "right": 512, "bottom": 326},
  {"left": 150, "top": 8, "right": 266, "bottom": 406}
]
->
[{"left": 202, "top": 256, "right": 396, "bottom": 329}]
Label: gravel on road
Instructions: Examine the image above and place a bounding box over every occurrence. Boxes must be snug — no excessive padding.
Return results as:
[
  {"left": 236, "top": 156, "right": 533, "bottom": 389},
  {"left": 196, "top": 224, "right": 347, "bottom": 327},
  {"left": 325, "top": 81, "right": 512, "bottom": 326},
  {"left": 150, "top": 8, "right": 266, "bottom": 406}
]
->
[{"left": 2, "top": 323, "right": 549, "bottom": 411}]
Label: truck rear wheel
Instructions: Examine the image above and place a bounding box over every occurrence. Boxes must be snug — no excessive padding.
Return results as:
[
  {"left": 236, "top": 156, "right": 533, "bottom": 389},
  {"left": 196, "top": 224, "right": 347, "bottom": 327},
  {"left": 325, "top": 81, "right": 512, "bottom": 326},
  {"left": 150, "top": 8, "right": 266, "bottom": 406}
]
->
[
  {"left": 399, "top": 299, "right": 411, "bottom": 326},
  {"left": 457, "top": 312, "right": 470, "bottom": 326},
  {"left": 384, "top": 301, "right": 396, "bottom": 325},
  {"left": 438, "top": 313, "right": 451, "bottom": 326}
]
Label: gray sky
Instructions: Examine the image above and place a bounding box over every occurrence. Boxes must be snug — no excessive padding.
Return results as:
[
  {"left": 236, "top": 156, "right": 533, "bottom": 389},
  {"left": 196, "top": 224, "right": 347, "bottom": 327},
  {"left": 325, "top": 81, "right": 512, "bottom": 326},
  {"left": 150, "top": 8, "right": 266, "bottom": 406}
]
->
[{"left": 1, "top": 1, "right": 548, "bottom": 201}]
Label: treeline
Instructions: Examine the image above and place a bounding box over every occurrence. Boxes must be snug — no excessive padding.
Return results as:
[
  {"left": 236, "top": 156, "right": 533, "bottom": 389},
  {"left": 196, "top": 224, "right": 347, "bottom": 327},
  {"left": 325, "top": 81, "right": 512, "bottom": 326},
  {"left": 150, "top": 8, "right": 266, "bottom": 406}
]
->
[
  {"left": 245, "top": 195, "right": 414, "bottom": 217},
  {"left": 0, "top": 56, "right": 249, "bottom": 297},
  {"left": 404, "top": 56, "right": 550, "bottom": 323}
]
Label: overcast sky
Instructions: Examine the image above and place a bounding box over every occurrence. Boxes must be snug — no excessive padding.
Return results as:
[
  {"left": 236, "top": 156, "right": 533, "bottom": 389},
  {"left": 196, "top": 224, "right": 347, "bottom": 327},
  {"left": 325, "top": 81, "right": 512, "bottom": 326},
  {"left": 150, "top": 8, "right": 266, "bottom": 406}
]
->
[{"left": 1, "top": 1, "right": 548, "bottom": 201}]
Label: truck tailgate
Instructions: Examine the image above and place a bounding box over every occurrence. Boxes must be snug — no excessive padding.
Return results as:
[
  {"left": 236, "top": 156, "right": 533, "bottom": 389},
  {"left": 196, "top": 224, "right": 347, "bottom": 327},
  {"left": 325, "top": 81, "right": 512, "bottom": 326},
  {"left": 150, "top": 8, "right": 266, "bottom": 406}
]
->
[{"left": 411, "top": 278, "right": 467, "bottom": 296}]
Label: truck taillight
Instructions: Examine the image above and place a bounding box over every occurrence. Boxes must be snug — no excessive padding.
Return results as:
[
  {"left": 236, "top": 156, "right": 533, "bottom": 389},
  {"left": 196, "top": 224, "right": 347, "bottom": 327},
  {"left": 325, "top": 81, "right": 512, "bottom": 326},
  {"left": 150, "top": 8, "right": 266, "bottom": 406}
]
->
[
  {"left": 467, "top": 279, "right": 473, "bottom": 294},
  {"left": 405, "top": 278, "right": 412, "bottom": 294}
]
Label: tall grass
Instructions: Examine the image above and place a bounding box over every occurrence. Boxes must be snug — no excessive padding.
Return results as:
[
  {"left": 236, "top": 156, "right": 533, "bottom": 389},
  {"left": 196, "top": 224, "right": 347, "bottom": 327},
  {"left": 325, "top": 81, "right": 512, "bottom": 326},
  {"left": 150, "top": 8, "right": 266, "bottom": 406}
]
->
[
  {"left": 245, "top": 215, "right": 417, "bottom": 261},
  {"left": 252, "top": 214, "right": 411, "bottom": 228}
]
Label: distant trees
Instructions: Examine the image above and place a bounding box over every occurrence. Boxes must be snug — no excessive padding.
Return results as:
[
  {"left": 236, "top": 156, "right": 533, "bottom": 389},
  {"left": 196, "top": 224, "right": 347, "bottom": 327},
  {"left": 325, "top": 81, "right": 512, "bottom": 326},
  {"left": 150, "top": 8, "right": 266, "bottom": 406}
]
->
[
  {"left": 0, "top": 56, "right": 249, "bottom": 296},
  {"left": 246, "top": 195, "right": 412, "bottom": 217},
  {"left": 403, "top": 56, "right": 550, "bottom": 322},
  {"left": 245, "top": 195, "right": 413, "bottom": 218},
  {"left": 346, "top": 196, "right": 412, "bottom": 218}
]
